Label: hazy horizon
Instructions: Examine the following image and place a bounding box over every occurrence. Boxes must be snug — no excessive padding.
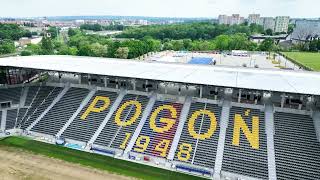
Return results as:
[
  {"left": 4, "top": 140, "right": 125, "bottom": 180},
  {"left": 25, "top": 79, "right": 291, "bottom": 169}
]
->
[{"left": 0, "top": 0, "right": 319, "bottom": 19}]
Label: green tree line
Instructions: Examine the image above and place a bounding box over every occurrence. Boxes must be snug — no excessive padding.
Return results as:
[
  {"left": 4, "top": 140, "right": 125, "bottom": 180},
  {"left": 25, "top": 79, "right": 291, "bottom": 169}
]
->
[
  {"left": 117, "top": 22, "right": 264, "bottom": 40},
  {"left": 80, "top": 23, "right": 127, "bottom": 31},
  {"left": 23, "top": 27, "right": 277, "bottom": 58}
]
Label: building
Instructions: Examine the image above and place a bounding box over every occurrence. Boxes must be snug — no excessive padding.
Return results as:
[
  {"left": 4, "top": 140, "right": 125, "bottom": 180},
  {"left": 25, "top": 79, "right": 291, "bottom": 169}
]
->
[
  {"left": 218, "top": 15, "right": 229, "bottom": 25},
  {"left": 0, "top": 56, "right": 320, "bottom": 180},
  {"left": 274, "top": 16, "right": 290, "bottom": 33},
  {"left": 18, "top": 36, "right": 43, "bottom": 47},
  {"left": 262, "top": 17, "right": 276, "bottom": 31},
  {"left": 230, "top": 14, "right": 244, "bottom": 25},
  {"left": 248, "top": 14, "right": 262, "bottom": 25},
  {"left": 250, "top": 34, "right": 288, "bottom": 44},
  {"left": 218, "top": 14, "right": 244, "bottom": 25},
  {"left": 291, "top": 20, "right": 320, "bottom": 42}
]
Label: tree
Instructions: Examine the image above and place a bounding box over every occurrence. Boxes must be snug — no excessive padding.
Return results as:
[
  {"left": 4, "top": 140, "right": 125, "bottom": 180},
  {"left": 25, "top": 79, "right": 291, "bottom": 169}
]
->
[
  {"left": 47, "top": 26, "right": 60, "bottom": 39},
  {"left": 58, "top": 45, "right": 78, "bottom": 55},
  {"left": 143, "top": 36, "right": 161, "bottom": 52},
  {"left": 41, "top": 37, "right": 54, "bottom": 55},
  {"left": 229, "top": 33, "right": 249, "bottom": 50},
  {"left": 309, "top": 39, "right": 320, "bottom": 52},
  {"left": 90, "top": 43, "right": 108, "bottom": 57},
  {"left": 68, "top": 28, "right": 79, "bottom": 37},
  {"left": 288, "top": 24, "right": 295, "bottom": 34},
  {"left": 117, "top": 22, "right": 258, "bottom": 40},
  {"left": 183, "top": 39, "right": 193, "bottom": 50},
  {"left": 115, "top": 47, "right": 129, "bottom": 59},
  {"left": 163, "top": 42, "right": 173, "bottom": 50},
  {"left": 0, "top": 40, "right": 15, "bottom": 55},
  {"left": 171, "top": 40, "right": 184, "bottom": 51},
  {"left": 215, "top": 35, "right": 231, "bottom": 50},
  {"left": 26, "top": 44, "right": 41, "bottom": 55},
  {"left": 0, "top": 24, "right": 32, "bottom": 40},
  {"left": 265, "top": 29, "right": 273, "bottom": 36},
  {"left": 78, "top": 44, "right": 93, "bottom": 56},
  {"left": 80, "top": 23, "right": 103, "bottom": 31},
  {"left": 249, "top": 23, "right": 264, "bottom": 34},
  {"left": 259, "top": 38, "right": 274, "bottom": 52}
]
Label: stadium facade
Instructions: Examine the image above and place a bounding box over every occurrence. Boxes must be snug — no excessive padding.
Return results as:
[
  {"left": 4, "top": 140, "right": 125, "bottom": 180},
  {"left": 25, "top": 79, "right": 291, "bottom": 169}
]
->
[{"left": 0, "top": 55, "right": 320, "bottom": 180}]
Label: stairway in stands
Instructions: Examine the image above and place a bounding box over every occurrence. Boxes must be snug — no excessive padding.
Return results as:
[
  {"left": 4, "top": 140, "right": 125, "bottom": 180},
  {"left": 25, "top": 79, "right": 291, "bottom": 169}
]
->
[
  {"left": 173, "top": 101, "right": 222, "bottom": 169},
  {"left": 132, "top": 100, "right": 183, "bottom": 158},
  {"left": 31, "top": 87, "right": 89, "bottom": 136},
  {"left": 19, "top": 86, "right": 62, "bottom": 129},
  {"left": 222, "top": 107, "right": 268, "bottom": 179},
  {"left": 62, "top": 91, "right": 119, "bottom": 143},
  {"left": 94, "top": 94, "right": 149, "bottom": 149}
]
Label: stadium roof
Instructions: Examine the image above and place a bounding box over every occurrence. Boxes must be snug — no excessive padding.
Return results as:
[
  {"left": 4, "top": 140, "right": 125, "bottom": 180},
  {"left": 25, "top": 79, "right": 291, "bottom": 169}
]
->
[
  {"left": 188, "top": 57, "right": 214, "bottom": 65},
  {"left": 1, "top": 55, "right": 320, "bottom": 95}
]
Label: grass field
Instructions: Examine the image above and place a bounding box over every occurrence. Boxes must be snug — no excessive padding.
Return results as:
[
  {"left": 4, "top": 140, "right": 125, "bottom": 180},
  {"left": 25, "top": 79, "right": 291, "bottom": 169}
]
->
[
  {"left": 0, "top": 136, "right": 203, "bottom": 180},
  {"left": 282, "top": 52, "right": 320, "bottom": 71}
]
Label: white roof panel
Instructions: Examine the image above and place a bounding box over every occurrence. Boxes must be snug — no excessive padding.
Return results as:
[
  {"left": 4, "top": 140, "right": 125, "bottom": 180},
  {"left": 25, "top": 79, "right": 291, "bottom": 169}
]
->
[{"left": 0, "top": 55, "right": 320, "bottom": 95}]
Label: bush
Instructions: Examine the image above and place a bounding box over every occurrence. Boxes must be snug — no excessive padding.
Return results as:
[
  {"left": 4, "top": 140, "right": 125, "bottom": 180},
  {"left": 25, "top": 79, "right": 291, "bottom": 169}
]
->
[{"left": 20, "top": 50, "right": 32, "bottom": 56}]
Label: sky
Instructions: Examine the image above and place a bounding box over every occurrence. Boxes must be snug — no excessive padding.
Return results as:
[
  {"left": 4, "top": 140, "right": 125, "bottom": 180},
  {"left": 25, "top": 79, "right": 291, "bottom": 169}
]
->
[{"left": 0, "top": 0, "right": 319, "bottom": 18}]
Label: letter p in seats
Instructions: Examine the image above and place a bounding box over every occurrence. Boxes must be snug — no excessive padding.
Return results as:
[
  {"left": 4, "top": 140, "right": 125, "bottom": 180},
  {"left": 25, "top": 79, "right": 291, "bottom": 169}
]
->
[{"left": 80, "top": 96, "right": 111, "bottom": 120}]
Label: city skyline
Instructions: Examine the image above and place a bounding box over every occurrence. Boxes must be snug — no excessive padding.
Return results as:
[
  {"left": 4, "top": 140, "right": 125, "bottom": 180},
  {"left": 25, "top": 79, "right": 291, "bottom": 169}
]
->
[{"left": 0, "top": 0, "right": 319, "bottom": 18}]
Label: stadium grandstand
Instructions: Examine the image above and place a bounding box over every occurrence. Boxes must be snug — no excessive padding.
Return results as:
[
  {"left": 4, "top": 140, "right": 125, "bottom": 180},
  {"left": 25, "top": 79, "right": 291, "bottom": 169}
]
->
[{"left": 0, "top": 55, "right": 320, "bottom": 180}]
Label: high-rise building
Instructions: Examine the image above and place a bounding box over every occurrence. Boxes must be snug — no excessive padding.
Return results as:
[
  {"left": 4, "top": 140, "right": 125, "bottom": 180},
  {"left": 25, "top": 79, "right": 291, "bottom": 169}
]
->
[
  {"left": 262, "top": 17, "right": 276, "bottom": 31},
  {"left": 248, "top": 14, "right": 261, "bottom": 25},
  {"left": 218, "top": 15, "right": 229, "bottom": 25},
  {"left": 218, "top": 14, "right": 244, "bottom": 25},
  {"left": 230, "top": 14, "right": 243, "bottom": 25},
  {"left": 274, "top": 16, "right": 290, "bottom": 33}
]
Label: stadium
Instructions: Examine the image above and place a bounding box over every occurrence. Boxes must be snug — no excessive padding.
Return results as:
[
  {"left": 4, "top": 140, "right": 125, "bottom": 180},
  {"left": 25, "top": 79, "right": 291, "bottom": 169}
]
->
[{"left": 0, "top": 55, "right": 320, "bottom": 180}]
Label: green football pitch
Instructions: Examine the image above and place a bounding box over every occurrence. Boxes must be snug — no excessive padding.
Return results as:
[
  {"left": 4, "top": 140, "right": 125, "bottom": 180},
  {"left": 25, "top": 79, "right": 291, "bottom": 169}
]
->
[
  {"left": 0, "top": 136, "right": 203, "bottom": 180},
  {"left": 282, "top": 52, "right": 320, "bottom": 71}
]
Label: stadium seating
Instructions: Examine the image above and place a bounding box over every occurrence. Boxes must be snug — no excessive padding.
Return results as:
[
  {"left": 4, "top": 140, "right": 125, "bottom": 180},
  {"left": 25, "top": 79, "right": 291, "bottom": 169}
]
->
[
  {"left": 31, "top": 87, "right": 89, "bottom": 136},
  {"left": 132, "top": 100, "right": 182, "bottom": 158},
  {"left": 5, "top": 109, "right": 17, "bottom": 130},
  {"left": 94, "top": 94, "right": 149, "bottom": 149},
  {"left": 18, "top": 86, "right": 53, "bottom": 126},
  {"left": 24, "top": 86, "right": 41, "bottom": 106},
  {"left": 1, "top": 84, "right": 320, "bottom": 180},
  {"left": 221, "top": 107, "right": 268, "bottom": 179},
  {"left": 0, "top": 87, "right": 22, "bottom": 104},
  {"left": 16, "top": 108, "right": 27, "bottom": 128},
  {"left": 274, "top": 112, "right": 320, "bottom": 180},
  {"left": 62, "top": 91, "right": 119, "bottom": 143},
  {"left": 174, "top": 102, "right": 222, "bottom": 169},
  {"left": 19, "top": 86, "right": 62, "bottom": 129}
]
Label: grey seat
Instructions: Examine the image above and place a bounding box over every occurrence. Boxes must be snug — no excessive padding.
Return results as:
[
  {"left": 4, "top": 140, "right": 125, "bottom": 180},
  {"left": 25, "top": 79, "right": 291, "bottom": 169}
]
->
[
  {"left": 274, "top": 112, "right": 320, "bottom": 180},
  {"left": 174, "top": 102, "right": 222, "bottom": 169},
  {"left": 94, "top": 94, "right": 149, "bottom": 150}
]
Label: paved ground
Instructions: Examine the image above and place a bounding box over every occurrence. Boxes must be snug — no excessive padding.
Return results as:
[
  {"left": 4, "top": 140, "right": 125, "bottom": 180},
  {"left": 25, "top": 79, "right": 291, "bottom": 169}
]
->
[
  {"left": 146, "top": 51, "right": 304, "bottom": 71},
  {"left": 0, "top": 147, "right": 133, "bottom": 180}
]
